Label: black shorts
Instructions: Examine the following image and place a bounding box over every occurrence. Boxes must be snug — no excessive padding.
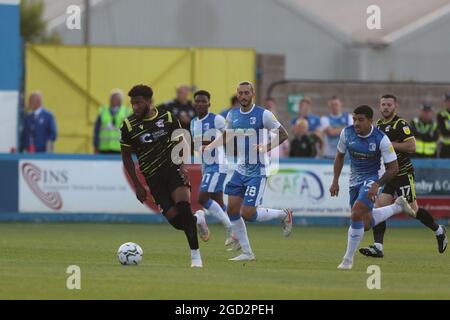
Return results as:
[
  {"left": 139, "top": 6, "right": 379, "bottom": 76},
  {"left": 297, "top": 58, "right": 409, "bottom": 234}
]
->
[
  {"left": 145, "top": 165, "right": 191, "bottom": 215},
  {"left": 382, "top": 173, "right": 416, "bottom": 203}
]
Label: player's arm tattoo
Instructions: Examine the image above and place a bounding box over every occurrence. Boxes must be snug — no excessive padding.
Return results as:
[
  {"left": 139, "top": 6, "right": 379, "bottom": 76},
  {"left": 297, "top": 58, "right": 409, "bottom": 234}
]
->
[
  {"left": 121, "top": 145, "right": 142, "bottom": 188},
  {"left": 376, "top": 160, "right": 399, "bottom": 186},
  {"left": 266, "top": 125, "right": 288, "bottom": 152}
]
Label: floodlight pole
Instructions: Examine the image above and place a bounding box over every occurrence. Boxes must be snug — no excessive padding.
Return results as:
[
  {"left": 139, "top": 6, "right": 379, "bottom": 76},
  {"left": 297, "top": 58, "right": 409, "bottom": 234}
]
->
[
  {"left": 84, "top": 0, "right": 90, "bottom": 45},
  {"left": 84, "top": 0, "right": 92, "bottom": 151}
]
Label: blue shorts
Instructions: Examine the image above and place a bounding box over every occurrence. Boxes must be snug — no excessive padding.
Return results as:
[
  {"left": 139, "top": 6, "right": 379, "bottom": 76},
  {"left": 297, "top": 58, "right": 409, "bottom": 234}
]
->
[
  {"left": 200, "top": 172, "right": 227, "bottom": 193},
  {"left": 349, "top": 179, "right": 376, "bottom": 211},
  {"left": 224, "top": 171, "right": 266, "bottom": 207}
]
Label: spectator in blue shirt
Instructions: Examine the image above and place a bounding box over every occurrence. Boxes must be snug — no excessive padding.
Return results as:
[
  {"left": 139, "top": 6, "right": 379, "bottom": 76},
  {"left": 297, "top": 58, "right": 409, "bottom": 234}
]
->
[
  {"left": 22, "top": 92, "right": 57, "bottom": 153},
  {"left": 290, "top": 96, "right": 322, "bottom": 133},
  {"left": 290, "top": 96, "right": 323, "bottom": 154}
]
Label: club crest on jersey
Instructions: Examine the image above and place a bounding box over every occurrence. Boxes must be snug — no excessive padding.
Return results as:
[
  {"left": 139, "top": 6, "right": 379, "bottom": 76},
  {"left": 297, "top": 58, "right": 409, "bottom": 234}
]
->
[
  {"left": 203, "top": 123, "right": 210, "bottom": 130},
  {"left": 385, "top": 125, "right": 391, "bottom": 132},
  {"left": 403, "top": 126, "right": 411, "bottom": 135},
  {"left": 139, "top": 124, "right": 144, "bottom": 130},
  {"left": 369, "top": 143, "right": 376, "bottom": 151},
  {"left": 156, "top": 119, "right": 164, "bottom": 128},
  {"left": 250, "top": 117, "right": 256, "bottom": 125}
]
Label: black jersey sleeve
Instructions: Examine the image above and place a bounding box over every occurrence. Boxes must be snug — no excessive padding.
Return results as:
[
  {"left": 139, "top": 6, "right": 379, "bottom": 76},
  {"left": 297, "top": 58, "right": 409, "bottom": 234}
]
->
[
  {"left": 394, "top": 119, "right": 415, "bottom": 142},
  {"left": 168, "top": 111, "right": 184, "bottom": 140},
  {"left": 120, "top": 119, "right": 132, "bottom": 147}
]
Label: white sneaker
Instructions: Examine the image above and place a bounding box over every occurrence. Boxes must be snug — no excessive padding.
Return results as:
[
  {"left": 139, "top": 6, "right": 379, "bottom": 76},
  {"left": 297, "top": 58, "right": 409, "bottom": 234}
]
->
[
  {"left": 281, "top": 208, "right": 293, "bottom": 237},
  {"left": 337, "top": 259, "right": 353, "bottom": 270},
  {"left": 224, "top": 227, "right": 233, "bottom": 246},
  {"left": 226, "top": 235, "right": 241, "bottom": 251},
  {"left": 395, "top": 196, "right": 416, "bottom": 218},
  {"left": 191, "top": 258, "right": 203, "bottom": 268},
  {"left": 229, "top": 252, "right": 256, "bottom": 261},
  {"left": 195, "top": 210, "right": 210, "bottom": 242}
]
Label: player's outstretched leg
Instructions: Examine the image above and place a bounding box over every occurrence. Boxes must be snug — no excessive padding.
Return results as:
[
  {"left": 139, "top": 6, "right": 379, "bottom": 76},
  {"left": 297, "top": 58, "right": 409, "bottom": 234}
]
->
[
  {"left": 359, "top": 196, "right": 414, "bottom": 258},
  {"left": 228, "top": 215, "right": 255, "bottom": 261},
  {"left": 249, "top": 207, "right": 293, "bottom": 237},
  {"left": 338, "top": 220, "right": 364, "bottom": 270},
  {"left": 338, "top": 196, "right": 399, "bottom": 270},
  {"left": 194, "top": 209, "right": 210, "bottom": 242},
  {"left": 201, "top": 196, "right": 232, "bottom": 245},
  {"left": 171, "top": 201, "right": 206, "bottom": 268},
  {"left": 224, "top": 195, "right": 255, "bottom": 261}
]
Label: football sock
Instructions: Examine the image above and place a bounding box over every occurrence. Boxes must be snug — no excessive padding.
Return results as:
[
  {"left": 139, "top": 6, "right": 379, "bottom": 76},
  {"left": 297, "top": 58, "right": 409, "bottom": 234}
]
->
[
  {"left": 191, "top": 249, "right": 201, "bottom": 261},
  {"left": 416, "top": 208, "right": 439, "bottom": 232},
  {"left": 435, "top": 225, "right": 444, "bottom": 236},
  {"left": 167, "top": 213, "right": 185, "bottom": 230},
  {"left": 252, "top": 208, "right": 286, "bottom": 222},
  {"left": 343, "top": 221, "right": 365, "bottom": 262},
  {"left": 230, "top": 215, "right": 253, "bottom": 254},
  {"left": 204, "top": 198, "right": 231, "bottom": 228},
  {"left": 176, "top": 201, "right": 199, "bottom": 250},
  {"left": 373, "top": 221, "right": 386, "bottom": 245},
  {"left": 371, "top": 203, "right": 402, "bottom": 226},
  {"left": 373, "top": 242, "right": 383, "bottom": 251}
]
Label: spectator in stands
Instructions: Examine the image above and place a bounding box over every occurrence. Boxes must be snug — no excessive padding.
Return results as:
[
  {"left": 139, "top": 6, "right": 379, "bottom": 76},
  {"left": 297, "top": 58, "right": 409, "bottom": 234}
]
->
[
  {"left": 437, "top": 92, "right": 450, "bottom": 158},
  {"left": 290, "top": 97, "right": 321, "bottom": 132},
  {"left": 94, "top": 89, "right": 130, "bottom": 154},
  {"left": 263, "top": 97, "right": 278, "bottom": 117},
  {"left": 320, "top": 96, "right": 353, "bottom": 159},
  {"left": 290, "top": 96, "right": 323, "bottom": 153},
  {"left": 162, "top": 84, "right": 196, "bottom": 131},
  {"left": 410, "top": 102, "right": 439, "bottom": 158},
  {"left": 289, "top": 118, "right": 316, "bottom": 158},
  {"left": 219, "top": 95, "right": 239, "bottom": 118},
  {"left": 22, "top": 91, "right": 57, "bottom": 153}
]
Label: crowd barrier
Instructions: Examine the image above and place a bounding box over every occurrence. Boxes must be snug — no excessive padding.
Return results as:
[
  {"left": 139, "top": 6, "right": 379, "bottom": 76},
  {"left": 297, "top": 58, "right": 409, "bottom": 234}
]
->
[{"left": 0, "top": 154, "right": 449, "bottom": 226}]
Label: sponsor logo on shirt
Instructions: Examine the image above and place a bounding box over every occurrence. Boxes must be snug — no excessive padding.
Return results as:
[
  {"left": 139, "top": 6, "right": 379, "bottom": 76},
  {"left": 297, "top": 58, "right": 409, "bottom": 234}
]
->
[{"left": 156, "top": 119, "right": 164, "bottom": 128}]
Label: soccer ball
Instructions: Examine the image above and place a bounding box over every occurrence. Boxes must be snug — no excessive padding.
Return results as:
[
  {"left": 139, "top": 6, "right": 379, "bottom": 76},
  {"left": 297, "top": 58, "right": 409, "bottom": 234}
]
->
[{"left": 117, "top": 242, "right": 143, "bottom": 265}]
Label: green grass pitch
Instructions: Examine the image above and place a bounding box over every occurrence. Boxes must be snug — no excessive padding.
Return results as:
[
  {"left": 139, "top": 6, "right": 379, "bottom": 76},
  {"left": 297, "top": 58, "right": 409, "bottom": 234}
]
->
[{"left": 0, "top": 222, "right": 449, "bottom": 299}]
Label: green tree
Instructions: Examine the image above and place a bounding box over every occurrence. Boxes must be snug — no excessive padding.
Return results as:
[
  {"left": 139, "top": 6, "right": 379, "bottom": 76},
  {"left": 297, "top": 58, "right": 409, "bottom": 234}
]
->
[{"left": 20, "top": 0, "right": 62, "bottom": 44}]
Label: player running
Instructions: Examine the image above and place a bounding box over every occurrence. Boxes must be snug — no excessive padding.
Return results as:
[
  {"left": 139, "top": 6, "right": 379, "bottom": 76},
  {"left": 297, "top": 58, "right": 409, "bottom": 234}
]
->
[
  {"left": 204, "top": 81, "right": 293, "bottom": 261},
  {"left": 190, "top": 90, "right": 234, "bottom": 246},
  {"left": 120, "top": 84, "right": 209, "bottom": 268},
  {"left": 330, "top": 105, "right": 415, "bottom": 270},
  {"left": 359, "top": 94, "right": 447, "bottom": 258}
]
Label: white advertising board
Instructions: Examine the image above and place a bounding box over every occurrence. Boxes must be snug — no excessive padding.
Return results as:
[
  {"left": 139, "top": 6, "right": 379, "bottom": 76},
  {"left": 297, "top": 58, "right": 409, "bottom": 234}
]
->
[
  {"left": 261, "top": 163, "right": 351, "bottom": 217},
  {"left": 19, "top": 159, "right": 151, "bottom": 214}
]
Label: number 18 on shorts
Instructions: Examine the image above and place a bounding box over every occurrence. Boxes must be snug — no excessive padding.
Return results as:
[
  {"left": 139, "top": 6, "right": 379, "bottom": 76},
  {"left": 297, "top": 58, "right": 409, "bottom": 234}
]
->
[{"left": 224, "top": 171, "right": 266, "bottom": 207}]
